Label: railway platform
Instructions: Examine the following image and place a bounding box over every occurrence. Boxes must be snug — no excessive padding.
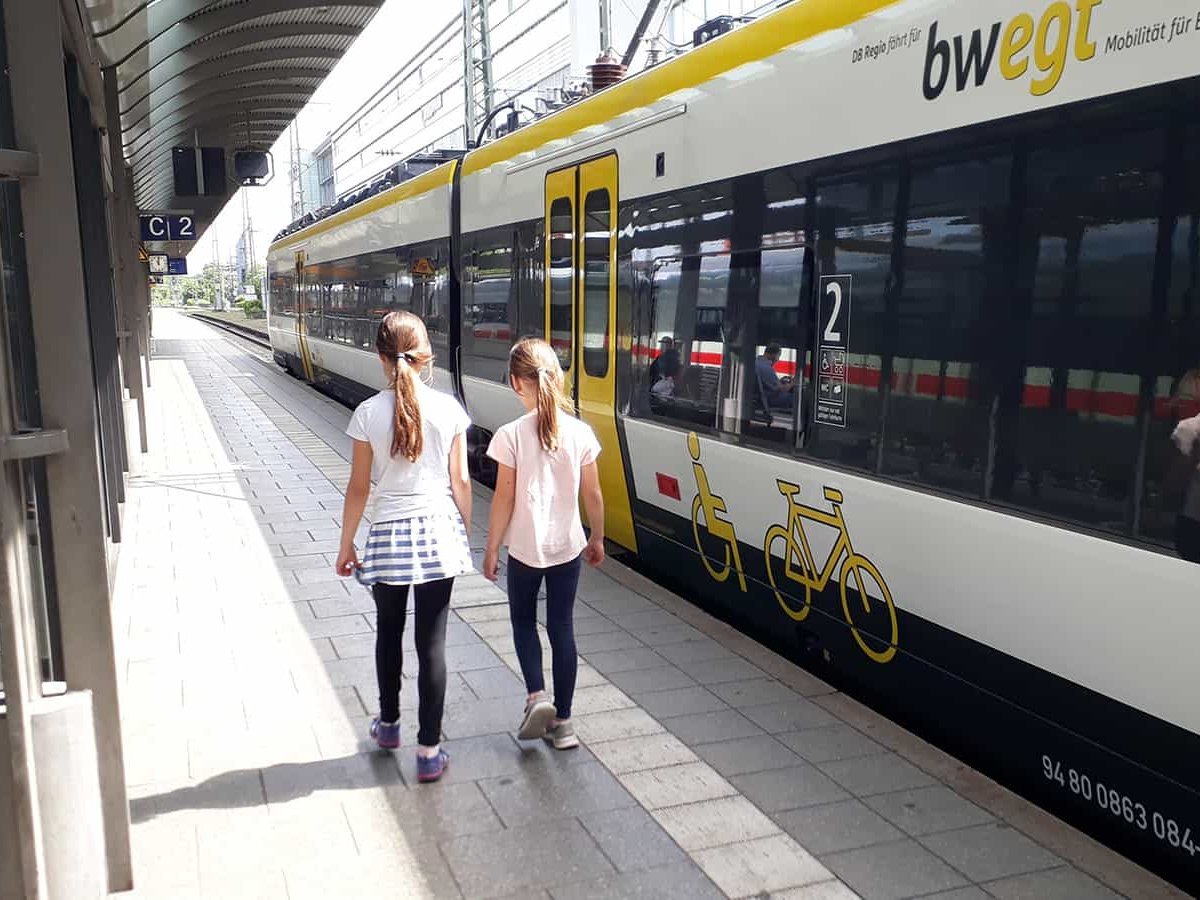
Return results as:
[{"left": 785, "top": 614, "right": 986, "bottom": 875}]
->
[{"left": 111, "top": 311, "right": 1180, "bottom": 900}]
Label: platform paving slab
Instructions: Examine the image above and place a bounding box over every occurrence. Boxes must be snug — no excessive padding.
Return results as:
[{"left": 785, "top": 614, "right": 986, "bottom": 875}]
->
[{"left": 110, "top": 313, "right": 1181, "bottom": 899}]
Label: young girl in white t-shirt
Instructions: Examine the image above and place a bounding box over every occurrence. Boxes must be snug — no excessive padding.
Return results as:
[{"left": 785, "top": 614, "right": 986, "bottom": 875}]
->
[
  {"left": 336, "top": 311, "right": 473, "bottom": 782},
  {"left": 482, "top": 338, "right": 605, "bottom": 750}
]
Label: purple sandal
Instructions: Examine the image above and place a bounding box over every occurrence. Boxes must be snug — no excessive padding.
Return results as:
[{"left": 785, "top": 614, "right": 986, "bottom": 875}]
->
[
  {"left": 416, "top": 749, "right": 449, "bottom": 783},
  {"left": 370, "top": 717, "right": 400, "bottom": 750}
]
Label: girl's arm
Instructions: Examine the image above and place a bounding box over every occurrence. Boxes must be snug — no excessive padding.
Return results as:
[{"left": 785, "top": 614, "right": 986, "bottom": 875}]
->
[
  {"left": 336, "top": 439, "right": 373, "bottom": 576},
  {"left": 449, "top": 431, "right": 473, "bottom": 535},
  {"left": 483, "top": 463, "right": 516, "bottom": 581},
  {"left": 581, "top": 460, "right": 606, "bottom": 567}
]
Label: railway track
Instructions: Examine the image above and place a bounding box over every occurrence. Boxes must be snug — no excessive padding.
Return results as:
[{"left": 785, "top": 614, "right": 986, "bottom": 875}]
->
[{"left": 187, "top": 311, "right": 271, "bottom": 349}]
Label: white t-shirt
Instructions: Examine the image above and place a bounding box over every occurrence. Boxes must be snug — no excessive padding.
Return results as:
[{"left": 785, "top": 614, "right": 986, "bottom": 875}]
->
[
  {"left": 486, "top": 412, "right": 601, "bottom": 569},
  {"left": 346, "top": 384, "right": 470, "bottom": 522},
  {"left": 1172, "top": 414, "right": 1200, "bottom": 521}
]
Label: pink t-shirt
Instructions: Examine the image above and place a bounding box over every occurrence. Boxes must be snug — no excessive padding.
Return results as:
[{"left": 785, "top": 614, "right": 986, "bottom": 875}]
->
[{"left": 486, "top": 411, "right": 601, "bottom": 568}]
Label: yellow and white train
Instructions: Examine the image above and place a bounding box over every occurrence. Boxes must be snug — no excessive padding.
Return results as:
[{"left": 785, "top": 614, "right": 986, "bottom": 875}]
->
[{"left": 268, "top": 0, "right": 1200, "bottom": 888}]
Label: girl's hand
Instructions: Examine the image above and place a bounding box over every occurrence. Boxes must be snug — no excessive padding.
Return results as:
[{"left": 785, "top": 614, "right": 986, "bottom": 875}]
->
[
  {"left": 335, "top": 545, "right": 360, "bottom": 577},
  {"left": 482, "top": 548, "right": 500, "bottom": 582},
  {"left": 583, "top": 537, "right": 605, "bottom": 567}
]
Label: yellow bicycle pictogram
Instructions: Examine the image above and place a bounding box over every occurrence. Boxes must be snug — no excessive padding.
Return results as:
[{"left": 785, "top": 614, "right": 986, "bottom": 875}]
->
[
  {"left": 763, "top": 480, "right": 898, "bottom": 664},
  {"left": 687, "top": 432, "right": 747, "bottom": 593}
]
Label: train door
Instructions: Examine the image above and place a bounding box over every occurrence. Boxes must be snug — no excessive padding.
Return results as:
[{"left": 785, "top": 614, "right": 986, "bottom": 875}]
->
[
  {"left": 294, "top": 248, "right": 315, "bottom": 381},
  {"left": 544, "top": 155, "right": 637, "bottom": 551}
]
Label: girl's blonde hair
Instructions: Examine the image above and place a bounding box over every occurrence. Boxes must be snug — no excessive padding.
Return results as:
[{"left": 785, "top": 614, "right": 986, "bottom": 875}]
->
[
  {"left": 375, "top": 311, "right": 433, "bottom": 462},
  {"left": 509, "top": 338, "right": 573, "bottom": 451}
]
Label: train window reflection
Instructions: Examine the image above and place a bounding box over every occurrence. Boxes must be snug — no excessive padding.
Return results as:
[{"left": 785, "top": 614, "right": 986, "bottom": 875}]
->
[
  {"left": 880, "top": 153, "right": 1010, "bottom": 496},
  {"left": 549, "top": 197, "right": 573, "bottom": 371},
  {"left": 1142, "top": 123, "right": 1200, "bottom": 554},
  {"left": 460, "top": 229, "right": 516, "bottom": 384},
  {"left": 807, "top": 171, "right": 899, "bottom": 472},
  {"left": 723, "top": 247, "right": 809, "bottom": 447},
  {"left": 582, "top": 189, "right": 611, "bottom": 377},
  {"left": 995, "top": 130, "right": 1164, "bottom": 531},
  {"left": 646, "top": 254, "right": 729, "bottom": 430}
]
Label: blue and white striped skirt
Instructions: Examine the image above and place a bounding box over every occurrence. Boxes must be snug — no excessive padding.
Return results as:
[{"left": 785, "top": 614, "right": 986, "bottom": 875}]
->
[{"left": 355, "top": 514, "right": 473, "bottom": 588}]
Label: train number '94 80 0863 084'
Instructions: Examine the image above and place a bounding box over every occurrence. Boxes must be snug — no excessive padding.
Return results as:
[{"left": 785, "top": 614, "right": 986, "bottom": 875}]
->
[{"left": 1042, "top": 755, "right": 1197, "bottom": 858}]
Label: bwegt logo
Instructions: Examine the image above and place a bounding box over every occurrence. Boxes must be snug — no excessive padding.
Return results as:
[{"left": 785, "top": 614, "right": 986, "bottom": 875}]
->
[{"left": 923, "top": 0, "right": 1101, "bottom": 100}]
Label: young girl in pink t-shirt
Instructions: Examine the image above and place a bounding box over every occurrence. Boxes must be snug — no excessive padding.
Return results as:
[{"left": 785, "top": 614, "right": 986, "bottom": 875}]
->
[{"left": 483, "top": 338, "right": 605, "bottom": 749}]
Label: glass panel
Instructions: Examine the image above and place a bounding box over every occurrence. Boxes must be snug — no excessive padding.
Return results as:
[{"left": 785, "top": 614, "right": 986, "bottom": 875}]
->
[
  {"left": 582, "top": 188, "right": 611, "bottom": 378},
  {"left": 515, "top": 222, "right": 545, "bottom": 340},
  {"left": 739, "top": 246, "right": 810, "bottom": 446},
  {"left": 646, "top": 254, "right": 729, "bottom": 429},
  {"left": 408, "top": 243, "right": 450, "bottom": 366},
  {"left": 880, "top": 153, "right": 1011, "bottom": 495},
  {"left": 695, "top": 246, "right": 811, "bottom": 447},
  {"left": 631, "top": 182, "right": 736, "bottom": 423},
  {"left": 461, "top": 229, "right": 516, "bottom": 384},
  {"left": 994, "top": 129, "right": 1164, "bottom": 533},
  {"left": 269, "top": 268, "right": 296, "bottom": 318},
  {"left": 548, "top": 197, "right": 573, "bottom": 370},
  {"left": 1143, "top": 119, "right": 1200, "bottom": 557},
  {"left": 807, "top": 171, "right": 900, "bottom": 471}
]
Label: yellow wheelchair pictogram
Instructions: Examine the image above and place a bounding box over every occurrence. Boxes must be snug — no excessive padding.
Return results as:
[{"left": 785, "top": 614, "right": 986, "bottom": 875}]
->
[
  {"left": 763, "top": 480, "right": 898, "bottom": 664},
  {"left": 687, "top": 432, "right": 747, "bottom": 593}
]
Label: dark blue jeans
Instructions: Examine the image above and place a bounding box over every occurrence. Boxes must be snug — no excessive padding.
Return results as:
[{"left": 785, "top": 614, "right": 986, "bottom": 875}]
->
[{"left": 507, "top": 554, "right": 582, "bottom": 719}]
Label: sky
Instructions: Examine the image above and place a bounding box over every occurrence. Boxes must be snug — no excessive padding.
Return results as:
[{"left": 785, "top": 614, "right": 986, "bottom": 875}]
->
[{"left": 185, "top": 1, "right": 446, "bottom": 273}]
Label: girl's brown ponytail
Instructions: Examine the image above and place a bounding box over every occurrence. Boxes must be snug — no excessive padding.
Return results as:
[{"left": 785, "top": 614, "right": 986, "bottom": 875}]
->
[
  {"left": 376, "top": 311, "right": 434, "bottom": 462},
  {"left": 534, "top": 369, "right": 561, "bottom": 452},
  {"left": 391, "top": 353, "right": 423, "bottom": 462},
  {"left": 509, "top": 338, "right": 572, "bottom": 452}
]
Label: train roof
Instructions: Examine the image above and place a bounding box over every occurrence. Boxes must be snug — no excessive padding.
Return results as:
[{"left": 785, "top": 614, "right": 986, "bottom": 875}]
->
[
  {"left": 458, "top": 0, "right": 887, "bottom": 178},
  {"left": 268, "top": 155, "right": 460, "bottom": 255}
]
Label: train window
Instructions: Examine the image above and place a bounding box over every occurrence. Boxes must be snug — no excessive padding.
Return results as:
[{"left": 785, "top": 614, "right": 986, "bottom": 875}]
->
[
  {"left": 1141, "top": 121, "right": 1200, "bottom": 555},
  {"left": 270, "top": 271, "right": 295, "bottom": 316},
  {"left": 303, "top": 276, "right": 321, "bottom": 339},
  {"left": 327, "top": 282, "right": 348, "bottom": 344},
  {"left": 515, "top": 222, "right": 544, "bottom": 340},
  {"left": 549, "top": 197, "right": 573, "bottom": 370},
  {"left": 718, "top": 246, "right": 810, "bottom": 447},
  {"left": 460, "top": 230, "right": 515, "bottom": 384},
  {"left": 806, "top": 170, "right": 900, "bottom": 473},
  {"left": 763, "top": 169, "right": 809, "bottom": 247},
  {"left": 407, "top": 243, "right": 450, "bottom": 365},
  {"left": 582, "top": 189, "right": 611, "bottom": 377},
  {"left": 992, "top": 127, "right": 1165, "bottom": 533},
  {"left": 880, "top": 153, "right": 1011, "bottom": 496},
  {"left": 645, "top": 254, "right": 728, "bottom": 430}
]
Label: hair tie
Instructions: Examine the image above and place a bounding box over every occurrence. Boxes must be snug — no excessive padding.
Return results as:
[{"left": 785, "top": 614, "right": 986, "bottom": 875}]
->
[{"left": 536, "top": 367, "right": 548, "bottom": 377}]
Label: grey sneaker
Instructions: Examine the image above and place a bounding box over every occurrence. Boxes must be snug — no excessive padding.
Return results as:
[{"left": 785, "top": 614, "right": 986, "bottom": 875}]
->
[
  {"left": 518, "top": 692, "right": 556, "bottom": 740},
  {"left": 543, "top": 719, "right": 579, "bottom": 750}
]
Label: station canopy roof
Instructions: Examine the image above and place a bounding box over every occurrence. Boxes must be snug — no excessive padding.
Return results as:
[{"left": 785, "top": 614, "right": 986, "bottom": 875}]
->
[{"left": 82, "top": 0, "right": 384, "bottom": 251}]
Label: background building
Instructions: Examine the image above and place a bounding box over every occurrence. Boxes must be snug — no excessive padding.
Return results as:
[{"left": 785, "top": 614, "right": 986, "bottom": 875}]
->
[
  {"left": 293, "top": 0, "right": 781, "bottom": 205},
  {"left": 288, "top": 131, "right": 327, "bottom": 221}
]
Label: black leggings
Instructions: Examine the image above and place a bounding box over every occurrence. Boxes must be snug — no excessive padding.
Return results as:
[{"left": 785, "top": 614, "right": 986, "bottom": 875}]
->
[
  {"left": 373, "top": 578, "right": 453, "bottom": 747},
  {"left": 507, "top": 555, "right": 581, "bottom": 719}
]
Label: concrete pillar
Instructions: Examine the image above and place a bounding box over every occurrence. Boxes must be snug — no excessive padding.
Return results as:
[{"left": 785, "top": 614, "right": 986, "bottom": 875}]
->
[
  {"left": 32, "top": 694, "right": 108, "bottom": 898},
  {"left": 104, "top": 68, "right": 149, "bottom": 454},
  {"left": 2, "top": 0, "right": 132, "bottom": 891},
  {"left": 1, "top": 695, "right": 108, "bottom": 900}
]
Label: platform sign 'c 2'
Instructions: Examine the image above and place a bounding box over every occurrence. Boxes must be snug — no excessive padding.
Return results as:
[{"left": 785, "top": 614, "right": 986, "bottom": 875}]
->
[
  {"left": 139, "top": 214, "right": 195, "bottom": 242},
  {"left": 817, "top": 275, "right": 851, "bottom": 428}
]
